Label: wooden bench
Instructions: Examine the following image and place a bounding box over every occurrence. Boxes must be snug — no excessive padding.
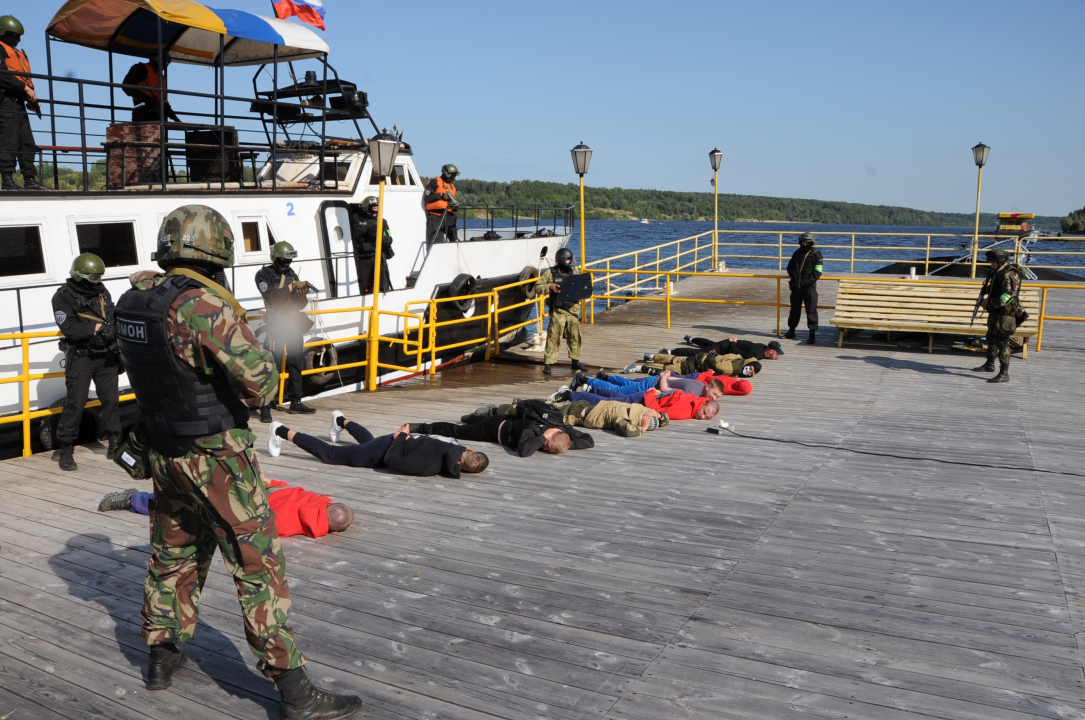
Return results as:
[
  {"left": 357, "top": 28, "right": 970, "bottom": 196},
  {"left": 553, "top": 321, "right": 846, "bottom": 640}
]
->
[{"left": 829, "top": 280, "right": 1040, "bottom": 356}]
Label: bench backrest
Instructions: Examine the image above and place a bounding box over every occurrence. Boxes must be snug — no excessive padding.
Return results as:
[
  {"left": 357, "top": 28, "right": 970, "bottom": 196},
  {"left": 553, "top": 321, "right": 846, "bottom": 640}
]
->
[{"left": 832, "top": 280, "right": 1040, "bottom": 334}]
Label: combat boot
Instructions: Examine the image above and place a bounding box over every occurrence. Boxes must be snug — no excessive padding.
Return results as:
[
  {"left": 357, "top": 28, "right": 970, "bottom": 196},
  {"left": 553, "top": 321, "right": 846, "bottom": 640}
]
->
[
  {"left": 570, "top": 359, "right": 587, "bottom": 372},
  {"left": 106, "top": 433, "right": 120, "bottom": 461},
  {"left": 288, "top": 401, "right": 316, "bottom": 415},
  {"left": 542, "top": 364, "right": 552, "bottom": 375},
  {"left": 273, "top": 666, "right": 362, "bottom": 720},
  {"left": 22, "top": 176, "right": 50, "bottom": 191},
  {"left": 1, "top": 173, "right": 17, "bottom": 190},
  {"left": 987, "top": 362, "right": 1010, "bottom": 383},
  {"left": 807, "top": 330, "right": 816, "bottom": 345},
  {"left": 146, "top": 643, "right": 188, "bottom": 690},
  {"left": 59, "top": 445, "right": 77, "bottom": 471},
  {"left": 784, "top": 328, "right": 796, "bottom": 339},
  {"left": 260, "top": 405, "right": 273, "bottom": 423},
  {"left": 460, "top": 404, "right": 498, "bottom": 423},
  {"left": 972, "top": 360, "right": 996, "bottom": 372}
]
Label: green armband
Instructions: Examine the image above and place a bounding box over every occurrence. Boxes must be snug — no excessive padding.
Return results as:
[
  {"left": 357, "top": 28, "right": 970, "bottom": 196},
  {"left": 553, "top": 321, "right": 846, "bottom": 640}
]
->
[
  {"left": 814, "top": 264, "right": 823, "bottom": 273},
  {"left": 999, "top": 293, "right": 1012, "bottom": 304}
]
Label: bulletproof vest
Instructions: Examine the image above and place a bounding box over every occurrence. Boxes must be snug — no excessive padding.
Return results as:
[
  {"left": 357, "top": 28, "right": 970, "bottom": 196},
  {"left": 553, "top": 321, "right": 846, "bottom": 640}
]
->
[
  {"left": 548, "top": 266, "right": 577, "bottom": 311},
  {"left": 114, "top": 274, "right": 249, "bottom": 457},
  {"left": 55, "top": 282, "right": 111, "bottom": 350}
]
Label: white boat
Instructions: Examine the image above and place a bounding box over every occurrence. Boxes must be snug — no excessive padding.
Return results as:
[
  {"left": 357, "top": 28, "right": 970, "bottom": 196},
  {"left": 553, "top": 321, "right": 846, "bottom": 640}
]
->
[
  {"left": 0, "top": 2, "right": 572, "bottom": 455},
  {"left": 640, "top": 219, "right": 650, "bottom": 225}
]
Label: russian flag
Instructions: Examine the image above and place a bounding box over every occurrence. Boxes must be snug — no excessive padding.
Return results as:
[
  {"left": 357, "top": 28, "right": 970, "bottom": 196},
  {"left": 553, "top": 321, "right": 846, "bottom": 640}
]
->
[{"left": 274, "top": 0, "right": 326, "bottom": 31}]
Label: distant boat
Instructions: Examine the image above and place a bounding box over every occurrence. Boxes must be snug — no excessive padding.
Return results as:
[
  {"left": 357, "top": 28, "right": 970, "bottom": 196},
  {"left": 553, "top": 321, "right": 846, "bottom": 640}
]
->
[{"left": 640, "top": 219, "right": 650, "bottom": 225}]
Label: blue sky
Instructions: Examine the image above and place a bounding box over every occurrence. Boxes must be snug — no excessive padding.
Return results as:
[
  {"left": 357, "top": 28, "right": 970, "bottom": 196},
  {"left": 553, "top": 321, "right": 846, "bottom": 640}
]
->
[{"left": 18, "top": 1, "right": 1084, "bottom": 215}]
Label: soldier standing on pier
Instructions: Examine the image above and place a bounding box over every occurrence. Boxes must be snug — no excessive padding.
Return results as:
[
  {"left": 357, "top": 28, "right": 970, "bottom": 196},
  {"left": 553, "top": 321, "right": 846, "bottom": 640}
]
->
[
  {"left": 256, "top": 241, "right": 316, "bottom": 421},
  {"left": 973, "top": 248, "right": 1023, "bottom": 384},
  {"left": 536, "top": 247, "right": 586, "bottom": 375},
  {"left": 785, "top": 232, "right": 823, "bottom": 344},
  {"left": 114, "top": 205, "right": 361, "bottom": 719}
]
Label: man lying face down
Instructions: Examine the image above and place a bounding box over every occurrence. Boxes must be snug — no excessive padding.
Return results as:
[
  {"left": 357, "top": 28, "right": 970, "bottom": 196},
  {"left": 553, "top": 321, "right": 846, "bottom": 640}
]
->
[
  {"left": 267, "top": 411, "right": 489, "bottom": 477},
  {"left": 573, "top": 368, "right": 753, "bottom": 399},
  {"left": 98, "top": 476, "right": 356, "bottom": 540},
  {"left": 464, "top": 396, "right": 668, "bottom": 438},
  {"left": 410, "top": 399, "right": 594, "bottom": 457},
  {"left": 558, "top": 372, "right": 721, "bottom": 422},
  {"left": 626, "top": 351, "right": 761, "bottom": 378},
  {"left": 663, "top": 335, "right": 783, "bottom": 361}
]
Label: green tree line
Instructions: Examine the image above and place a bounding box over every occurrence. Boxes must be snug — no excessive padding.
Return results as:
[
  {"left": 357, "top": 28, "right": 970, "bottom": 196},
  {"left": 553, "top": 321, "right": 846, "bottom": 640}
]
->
[
  {"left": 1062, "top": 205, "right": 1085, "bottom": 234},
  {"left": 435, "top": 178, "right": 1062, "bottom": 229}
]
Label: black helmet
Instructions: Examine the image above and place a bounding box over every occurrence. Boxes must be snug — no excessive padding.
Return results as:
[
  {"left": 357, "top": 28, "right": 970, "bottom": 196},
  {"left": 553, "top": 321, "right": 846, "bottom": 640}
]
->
[
  {"left": 441, "top": 164, "right": 459, "bottom": 180},
  {"left": 555, "top": 247, "right": 574, "bottom": 269},
  {"left": 360, "top": 195, "right": 379, "bottom": 215},
  {"left": 798, "top": 232, "right": 817, "bottom": 245},
  {"left": 985, "top": 248, "right": 1009, "bottom": 263}
]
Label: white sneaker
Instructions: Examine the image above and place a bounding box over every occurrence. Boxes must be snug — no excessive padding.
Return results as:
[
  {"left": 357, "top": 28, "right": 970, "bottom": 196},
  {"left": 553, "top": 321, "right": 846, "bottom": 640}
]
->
[
  {"left": 548, "top": 386, "right": 571, "bottom": 403},
  {"left": 643, "top": 352, "right": 655, "bottom": 362},
  {"left": 268, "top": 422, "right": 285, "bottom": 457},
  {"left": 623, "top": 362, "right": 641, "bottom": 373},
  {"left": 329, "top": 411, "right": 344, "bottom": 443}
]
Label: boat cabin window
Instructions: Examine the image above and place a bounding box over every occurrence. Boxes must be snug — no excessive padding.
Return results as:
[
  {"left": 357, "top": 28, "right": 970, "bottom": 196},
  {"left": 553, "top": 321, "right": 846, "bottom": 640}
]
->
[
  {"left": 242, "top": 221, "right": 263, "bottom": 252},
  {"left": 0, "top": 226, "right": 46, "bottom": 278},
  {"left": 322, "top": 161, "right": 350, "bottom": 183},
  {"left": 75, "top": 222, "right": 138, "bottom": 268},
  {"left": 369, "top": 164, "right": 413, "bottom": 186}
]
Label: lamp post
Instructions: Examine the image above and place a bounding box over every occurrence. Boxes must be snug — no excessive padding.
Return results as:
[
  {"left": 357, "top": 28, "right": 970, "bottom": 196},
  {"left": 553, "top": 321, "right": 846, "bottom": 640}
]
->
[
  {"left": 365, "top": 129, "right": 400, "bottom": 391},
  {"left": 570, "top": 143, "right": 592, "bottom": 270},
  {"left": 709, "top": 148, "right": 722, "bottom": 270},
  {"left": 970, "top": 142, "right": 990, "bottom": 278}
]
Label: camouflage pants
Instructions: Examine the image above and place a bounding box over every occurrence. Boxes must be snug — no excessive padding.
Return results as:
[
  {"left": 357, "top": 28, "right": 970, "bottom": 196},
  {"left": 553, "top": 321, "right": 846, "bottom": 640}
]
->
[
  {"left": 986, "top": 315, "right": 1016, "bottom": 365},
  {"left": 544, "top": 310, "right": 582, "bottom": 365},
  {"left": 142, "top": 428, "right": 305, "bottom": 676},
  {"left": 646, "top": 354, "right": 697, "bottom": 375}
]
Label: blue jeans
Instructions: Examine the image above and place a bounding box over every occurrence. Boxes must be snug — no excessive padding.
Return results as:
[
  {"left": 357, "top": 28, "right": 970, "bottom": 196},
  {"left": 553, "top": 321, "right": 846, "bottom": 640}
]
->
[
  {"left": 587, "top": 375, "right": 657, "bottom": 396},
  {"left": 571, "top": 390, "right": 645, "bottom": 405}
]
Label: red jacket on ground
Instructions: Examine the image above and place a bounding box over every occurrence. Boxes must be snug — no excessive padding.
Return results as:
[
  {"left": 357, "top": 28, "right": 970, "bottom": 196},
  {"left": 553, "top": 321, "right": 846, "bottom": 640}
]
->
[
  {"left": 693, "top": 371, "right": 752, "bottom": 396},
  {"left": 267, "top": 480, "right": 333, "bottom": 539},
  {"left": 644, "top": 388, "right": 709, "bottom": 420}
]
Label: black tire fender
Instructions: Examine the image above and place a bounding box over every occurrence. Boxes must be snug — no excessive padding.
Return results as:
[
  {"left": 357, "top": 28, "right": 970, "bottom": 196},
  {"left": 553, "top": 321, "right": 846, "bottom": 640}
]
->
[
  {"left": 304, "top": 342, "right": 339, "bottom": 386},
  {"left": 448, "top": 273, "right": 477, "bottom": 316},
  {"left": 518, "top": 266, "right": 539, "bottom": 299}
]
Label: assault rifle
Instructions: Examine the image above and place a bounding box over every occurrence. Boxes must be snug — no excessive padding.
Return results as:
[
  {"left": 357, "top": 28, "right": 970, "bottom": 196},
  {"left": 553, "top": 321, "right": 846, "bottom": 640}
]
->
[{"left": 970, "top": 273, "right": 993, "bottom": 327}]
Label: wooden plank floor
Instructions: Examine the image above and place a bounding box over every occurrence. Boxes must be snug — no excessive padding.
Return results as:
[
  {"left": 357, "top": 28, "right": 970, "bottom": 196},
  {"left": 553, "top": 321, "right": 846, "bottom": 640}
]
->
[{"left": 2, "top": 273, "right": 1084, "bottom": 720}]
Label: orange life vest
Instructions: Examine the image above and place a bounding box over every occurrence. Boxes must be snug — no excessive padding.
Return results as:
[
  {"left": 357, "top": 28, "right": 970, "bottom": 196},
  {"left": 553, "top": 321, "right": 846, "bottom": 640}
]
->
[
  {"left": 425, "top": 176, "right": 457, "bottom": 214},
  {"left": 0, "top": 40, "right": 33, "bottom": 92},
  {"left": 134, "top": 63, "right": 166, "bottom": 103}
]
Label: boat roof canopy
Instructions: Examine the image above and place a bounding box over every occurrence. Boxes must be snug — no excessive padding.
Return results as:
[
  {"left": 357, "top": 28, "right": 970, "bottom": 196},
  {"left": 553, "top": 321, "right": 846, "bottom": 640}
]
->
[{"left": 48, "top": 0, "right": 329, "bottom": 66}]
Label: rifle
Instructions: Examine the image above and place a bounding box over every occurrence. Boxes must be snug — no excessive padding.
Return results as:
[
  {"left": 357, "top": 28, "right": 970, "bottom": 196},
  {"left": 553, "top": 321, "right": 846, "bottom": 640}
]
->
[{"left": 970, "top": 273, "right": 993, "bottom": 326}]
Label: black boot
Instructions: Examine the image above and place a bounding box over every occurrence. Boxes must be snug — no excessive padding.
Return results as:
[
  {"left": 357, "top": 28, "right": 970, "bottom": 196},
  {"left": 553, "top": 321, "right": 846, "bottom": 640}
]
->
[
  {"left": 59, "top": 445, "right": 77, "bottom": 471},
  {"left": 273, "top": 666, "right": 362, "bottom": 720},
  {"left": 972, "top": 359, "right": 996, "bottom": 372},
  {"left": 807, "top": 330, "right": 816, "bottom": 345},
  {"left": 1, "top": 173, "right": 17, "bottom": 190},
  {"left": 22, "top": 176, "right": 50, "bottom": 191},
  {"left": 460, "top": 404, "right": 497, "bottom": 423},
  {"left": 542, "top": 364, "right": 552, "bottom": 375},
  {"left": 260, "top": 405, "right": 273, "bottom": 423},
  {"left": 146, "top": 643, "right": 188, "bottom": 690},
  {"left": 595, "top": 368, "right": 609, "bottom": 381},
  {"left": 987, "top": 362, "right": 1010, "bottom": 383},
  {"left": 288, "top": 401, "right": 316, "bottom": 414},
  {"left": 99, "top": 488, "right": 137, "bottom": 512},
  {"left": 106, "top": 433, "right": 120, "bottom": 460},
  {"left": 784, "top": 328, "right": 796, "bottom": 339},
  {"left": 409, "top": 423, "right": 431, "bottom": 435},
  {"left": 570, "top": 359, "right": 587, "bottom": 372}
]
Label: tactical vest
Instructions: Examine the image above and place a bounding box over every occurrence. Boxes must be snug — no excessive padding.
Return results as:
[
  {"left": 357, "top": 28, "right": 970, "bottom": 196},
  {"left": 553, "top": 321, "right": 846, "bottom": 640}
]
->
[
  {"left": 114, "top": 274, "right": 249, "bottom": 457},
  {"left": 989, "top": 263, "right": 1024, "bottom": 316},
  {"left": 425, "top": 177, "right": 457, "bottom": 214},
  {"left": 55, "top": 282, "right": 111, "bottom": 352},
  {"left": 0, "top": 40, "right": 33, "bottom": 92}
]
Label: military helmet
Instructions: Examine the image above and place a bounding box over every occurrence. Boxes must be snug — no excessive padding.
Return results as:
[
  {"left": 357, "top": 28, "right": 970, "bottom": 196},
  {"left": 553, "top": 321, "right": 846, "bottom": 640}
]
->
[
  {"left": 0, "top": 16, "right": 25, "bottom": 36},
  {"left": 441, "top": 163, "right": 459, "bottom": 179},
  {"left": 155, "top": 205, "right": 235, "bottom": 270},
  {"left": 360, "top": 195, "right": 379, "bottom": 213},
  {"left": 985, "top": 248, "right": 1010, "bottom": 263},
  {"left": 798, "top": 232, "right": 817, "bottom": 245},
  {"left": 70, "top": 253, "right": 105, "bottom": 283},
  {"left": 555, "top": 247, "right": 574, "bottom": 267},
  {"left": 271, "top": 241, "right": 297, "bottom": 260}
]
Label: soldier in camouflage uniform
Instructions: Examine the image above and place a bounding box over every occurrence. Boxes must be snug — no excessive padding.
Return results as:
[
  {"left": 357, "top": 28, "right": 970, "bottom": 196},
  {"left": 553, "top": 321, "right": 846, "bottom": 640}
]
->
[
  {"left": 114, "top": 205, "right": 361, "bottom": 719},
  {"left": 973, "top": 248, "right": 1023, "bottom": 384},
  {"left": 535, "top": 247, "right": 585, "bottom": 375}
]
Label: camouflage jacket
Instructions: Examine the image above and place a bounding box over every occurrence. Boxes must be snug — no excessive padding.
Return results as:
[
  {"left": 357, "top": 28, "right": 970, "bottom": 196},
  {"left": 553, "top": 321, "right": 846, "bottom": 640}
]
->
[
  {"left": 986, "top": 264, "right": 1022, "bottom": 316},
  {"left": 130, "top": 271, "right": 278, "bottom": 416}
]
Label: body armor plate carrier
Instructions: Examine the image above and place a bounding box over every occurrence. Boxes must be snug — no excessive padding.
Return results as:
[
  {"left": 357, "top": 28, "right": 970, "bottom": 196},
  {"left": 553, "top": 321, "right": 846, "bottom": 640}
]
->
[{"left": 115, "top": 274, "right": 249, "bottom": 457}]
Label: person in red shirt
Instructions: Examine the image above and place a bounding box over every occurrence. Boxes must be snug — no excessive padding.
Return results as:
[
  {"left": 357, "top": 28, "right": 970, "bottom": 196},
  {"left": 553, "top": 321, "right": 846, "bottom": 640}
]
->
[
  {"left": 642, "top": 386, "right": 719, "bottom": 421},
  {"left": 98, "top": 480, "right": 354, "bottom": 540}
]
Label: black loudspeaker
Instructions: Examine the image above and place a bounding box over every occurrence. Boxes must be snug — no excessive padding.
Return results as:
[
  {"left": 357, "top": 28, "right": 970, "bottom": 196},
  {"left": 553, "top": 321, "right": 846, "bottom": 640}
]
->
[{"left": 185, "top": 128, "right": 241, "bottom": 183}]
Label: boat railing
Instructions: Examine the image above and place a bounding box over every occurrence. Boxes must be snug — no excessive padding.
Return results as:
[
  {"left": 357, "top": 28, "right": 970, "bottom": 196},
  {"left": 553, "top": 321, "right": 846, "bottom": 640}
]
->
[{"left": 0, "top": 67, "right": 368, "bottom": 194}]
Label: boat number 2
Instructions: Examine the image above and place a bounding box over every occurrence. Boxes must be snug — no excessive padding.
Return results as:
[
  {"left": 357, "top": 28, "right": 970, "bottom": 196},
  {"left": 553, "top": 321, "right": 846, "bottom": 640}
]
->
[{"left": 286, "top": 202, "right": 295, "bottom": 216}]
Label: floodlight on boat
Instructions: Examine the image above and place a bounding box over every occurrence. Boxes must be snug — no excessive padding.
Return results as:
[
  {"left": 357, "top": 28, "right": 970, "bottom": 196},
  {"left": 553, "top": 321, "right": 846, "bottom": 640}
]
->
[
  {"left": 368, "top": 130, "right": 400, "bottom": 179},
  {"left": 972, "top": 142, "right": 990, "bottom": 168},
  {"left": 571, "top": 142, "right": 592, "bottom": 176},
  {"left": 709, "top": 148, "right": 722, "bottom": 171}
]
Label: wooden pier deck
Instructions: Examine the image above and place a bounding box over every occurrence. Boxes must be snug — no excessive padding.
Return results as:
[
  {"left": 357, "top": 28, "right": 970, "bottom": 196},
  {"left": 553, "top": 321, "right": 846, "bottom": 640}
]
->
[{"left": 2, "top": 274, "right": 1084, "bottom": 720}]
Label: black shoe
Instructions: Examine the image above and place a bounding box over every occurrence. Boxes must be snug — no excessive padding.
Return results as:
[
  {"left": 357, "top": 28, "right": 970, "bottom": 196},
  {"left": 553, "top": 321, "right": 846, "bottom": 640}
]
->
[
  {"left": 570, "top": 372, "right": 588, "bottom": 391},
  {"left": 543, "top": 364, "right": 552, "bottom": 375},
  {"left": 22, "top": 178, "right": 50, "bottom": 191},
  {"left": 659, "top": 348, "right": 669, "bottom": 355},
  {"left": 972, "top": 361, "right": 996, "bottom": 372},
  {"left": 273, "top": 666, "right": 362, "bottom": 720},
  {"left": 784, "top": 329, "right": 796, "bottom": 339},
  {"left": 146, "top": 644, "right": 188, "bottom": 691},
  {"left": 460, "top": 404, "right": 498, "bottom": 423},
  {"left": 595, "top": 368, "right": 609, "bottom": 381},
  {"left": 570, "top": 359, "right": 587, "bottom": 372},
  {"left": 106, "top": 433, "right": 120, "bottom": 460},
  {"left": 288, "top": 401, "right": 317, "bottom": 415},
  {"left": 260, "top": 405, "right": 274, "bottom": 423},
  {"left": 987, "top": 364, "right": 1010, "bottom": 383},
  {"left": 409, "top": 423, "right": 431, "bottom": 435},
  {"left": 99, "top": 488, "right": 137, "bottom": 512},
  {"left": 59, "top": 445, "right": 77, "bottom": 471},
  {"left": 0, "top": 174, "right": 17, "bottom": 191},
  {"left": 807, "top": 331, "right": 816, "bottom": 345}
]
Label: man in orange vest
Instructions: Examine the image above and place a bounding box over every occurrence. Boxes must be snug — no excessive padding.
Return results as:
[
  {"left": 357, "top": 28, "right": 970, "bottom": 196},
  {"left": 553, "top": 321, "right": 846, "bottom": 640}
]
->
[
  {"left": 423, "top": 163, "right": 460, "bottom": 246},
  {"left": 122, "top": 56, "right": 182, "bottom": 123},
  {"left": 0, "top": 15, "right": 47, "bottom": 191}
]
